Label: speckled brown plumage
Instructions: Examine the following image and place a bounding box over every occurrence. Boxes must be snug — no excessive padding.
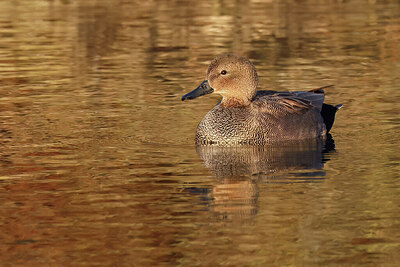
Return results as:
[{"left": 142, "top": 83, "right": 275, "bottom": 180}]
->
[
  {"left": 195, "top": 91, "right": 326, "bottom": 145},
  {"left": 181, "top": 54, "right": 341, "bottom": 146}
]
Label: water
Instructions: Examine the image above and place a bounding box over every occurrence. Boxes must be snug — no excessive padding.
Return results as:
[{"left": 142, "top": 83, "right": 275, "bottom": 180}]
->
[{"left": 0, "top": 0, "right": 400, "bottom": 265}]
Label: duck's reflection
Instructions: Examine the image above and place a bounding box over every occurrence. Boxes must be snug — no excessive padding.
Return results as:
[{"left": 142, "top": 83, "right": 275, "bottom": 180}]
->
[{"left": 196, "top": 135, "right": 335, "bottom": 221}]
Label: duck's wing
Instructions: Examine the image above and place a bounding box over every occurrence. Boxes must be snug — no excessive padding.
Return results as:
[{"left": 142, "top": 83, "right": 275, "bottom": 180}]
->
[
  {"left": 253, "top": 91, "right": 314, "bottom": 117},
  {"left": 292, "top": 85, "right": 334, "bottom": 112},
  {"left": 254, "top": 90, "right": 279, "bottom": 96},
  {"left": 256, "top": 89, "right": 325, "bottom": 112},
  {"left": 291, "top": 91, "right": 324, "bottom": 112}
]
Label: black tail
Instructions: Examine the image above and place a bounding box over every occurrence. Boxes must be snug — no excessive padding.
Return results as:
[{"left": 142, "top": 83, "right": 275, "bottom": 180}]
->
[{"left": 321, "top": 104, "right": 343, "bottom": 132}]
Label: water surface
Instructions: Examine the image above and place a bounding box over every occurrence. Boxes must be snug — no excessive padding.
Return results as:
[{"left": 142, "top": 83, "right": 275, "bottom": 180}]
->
[{"left": 0, "top": 0, "right": 400, "bottom": 265}]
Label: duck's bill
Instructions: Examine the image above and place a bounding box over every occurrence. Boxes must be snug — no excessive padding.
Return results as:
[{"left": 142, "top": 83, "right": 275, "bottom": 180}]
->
[{"left": 181, "top": 80, "right": 214, "bottom": 101}]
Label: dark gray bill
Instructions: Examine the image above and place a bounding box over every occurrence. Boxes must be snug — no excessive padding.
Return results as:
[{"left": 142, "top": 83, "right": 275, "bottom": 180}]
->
[{"left": 181, "top": 80, "right": 214, "bottom": 101}]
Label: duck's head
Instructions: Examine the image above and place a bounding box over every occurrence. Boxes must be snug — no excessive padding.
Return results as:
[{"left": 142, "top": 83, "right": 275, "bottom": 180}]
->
[{"left": 181, "top": 54, "right": 258, "bottom": 107}]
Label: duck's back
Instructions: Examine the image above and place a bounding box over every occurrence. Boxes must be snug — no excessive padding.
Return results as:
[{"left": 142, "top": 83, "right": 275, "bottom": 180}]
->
[{"left": 195, "top": 91, "right": 327, "bottom": 145}]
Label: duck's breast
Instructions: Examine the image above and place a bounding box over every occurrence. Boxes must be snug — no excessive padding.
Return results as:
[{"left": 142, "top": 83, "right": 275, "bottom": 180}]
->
[{"left": 195, "top": 105, "right": 258, "bottom": 145}]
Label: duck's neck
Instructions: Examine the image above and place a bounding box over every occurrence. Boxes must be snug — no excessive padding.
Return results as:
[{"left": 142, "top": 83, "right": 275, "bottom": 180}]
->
[{"left": 220, "top": 97, "right": 251, "bottom": 107}]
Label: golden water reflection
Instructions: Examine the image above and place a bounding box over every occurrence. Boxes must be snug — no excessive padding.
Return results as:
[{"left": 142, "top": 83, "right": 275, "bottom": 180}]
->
[
  {"left": 198, "top": 137, "right": 332, "bottom": 221},
  {"left": 0, "top": 0, "right": 399, "bottom": 266}
]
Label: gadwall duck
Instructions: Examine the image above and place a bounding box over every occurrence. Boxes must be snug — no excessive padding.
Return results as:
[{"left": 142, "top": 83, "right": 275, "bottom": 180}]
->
[{"left": 182, "top": 54, "right": 342, "bottom": 145}]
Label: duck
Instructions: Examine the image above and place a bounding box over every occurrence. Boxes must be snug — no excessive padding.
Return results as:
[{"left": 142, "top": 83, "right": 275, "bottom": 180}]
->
[{"left": 181, "top": 54, "right": 342, "bottom": 145}]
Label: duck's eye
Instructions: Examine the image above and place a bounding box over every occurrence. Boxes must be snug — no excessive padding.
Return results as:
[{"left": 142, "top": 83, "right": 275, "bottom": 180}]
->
[{"left": 220, "top": 70, "right": 227, "bottom": 75}]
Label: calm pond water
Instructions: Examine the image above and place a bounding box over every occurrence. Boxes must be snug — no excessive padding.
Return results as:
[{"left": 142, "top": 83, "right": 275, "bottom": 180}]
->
[{"left": 1, "top": 0, "right": 400, "bottom": 266}]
